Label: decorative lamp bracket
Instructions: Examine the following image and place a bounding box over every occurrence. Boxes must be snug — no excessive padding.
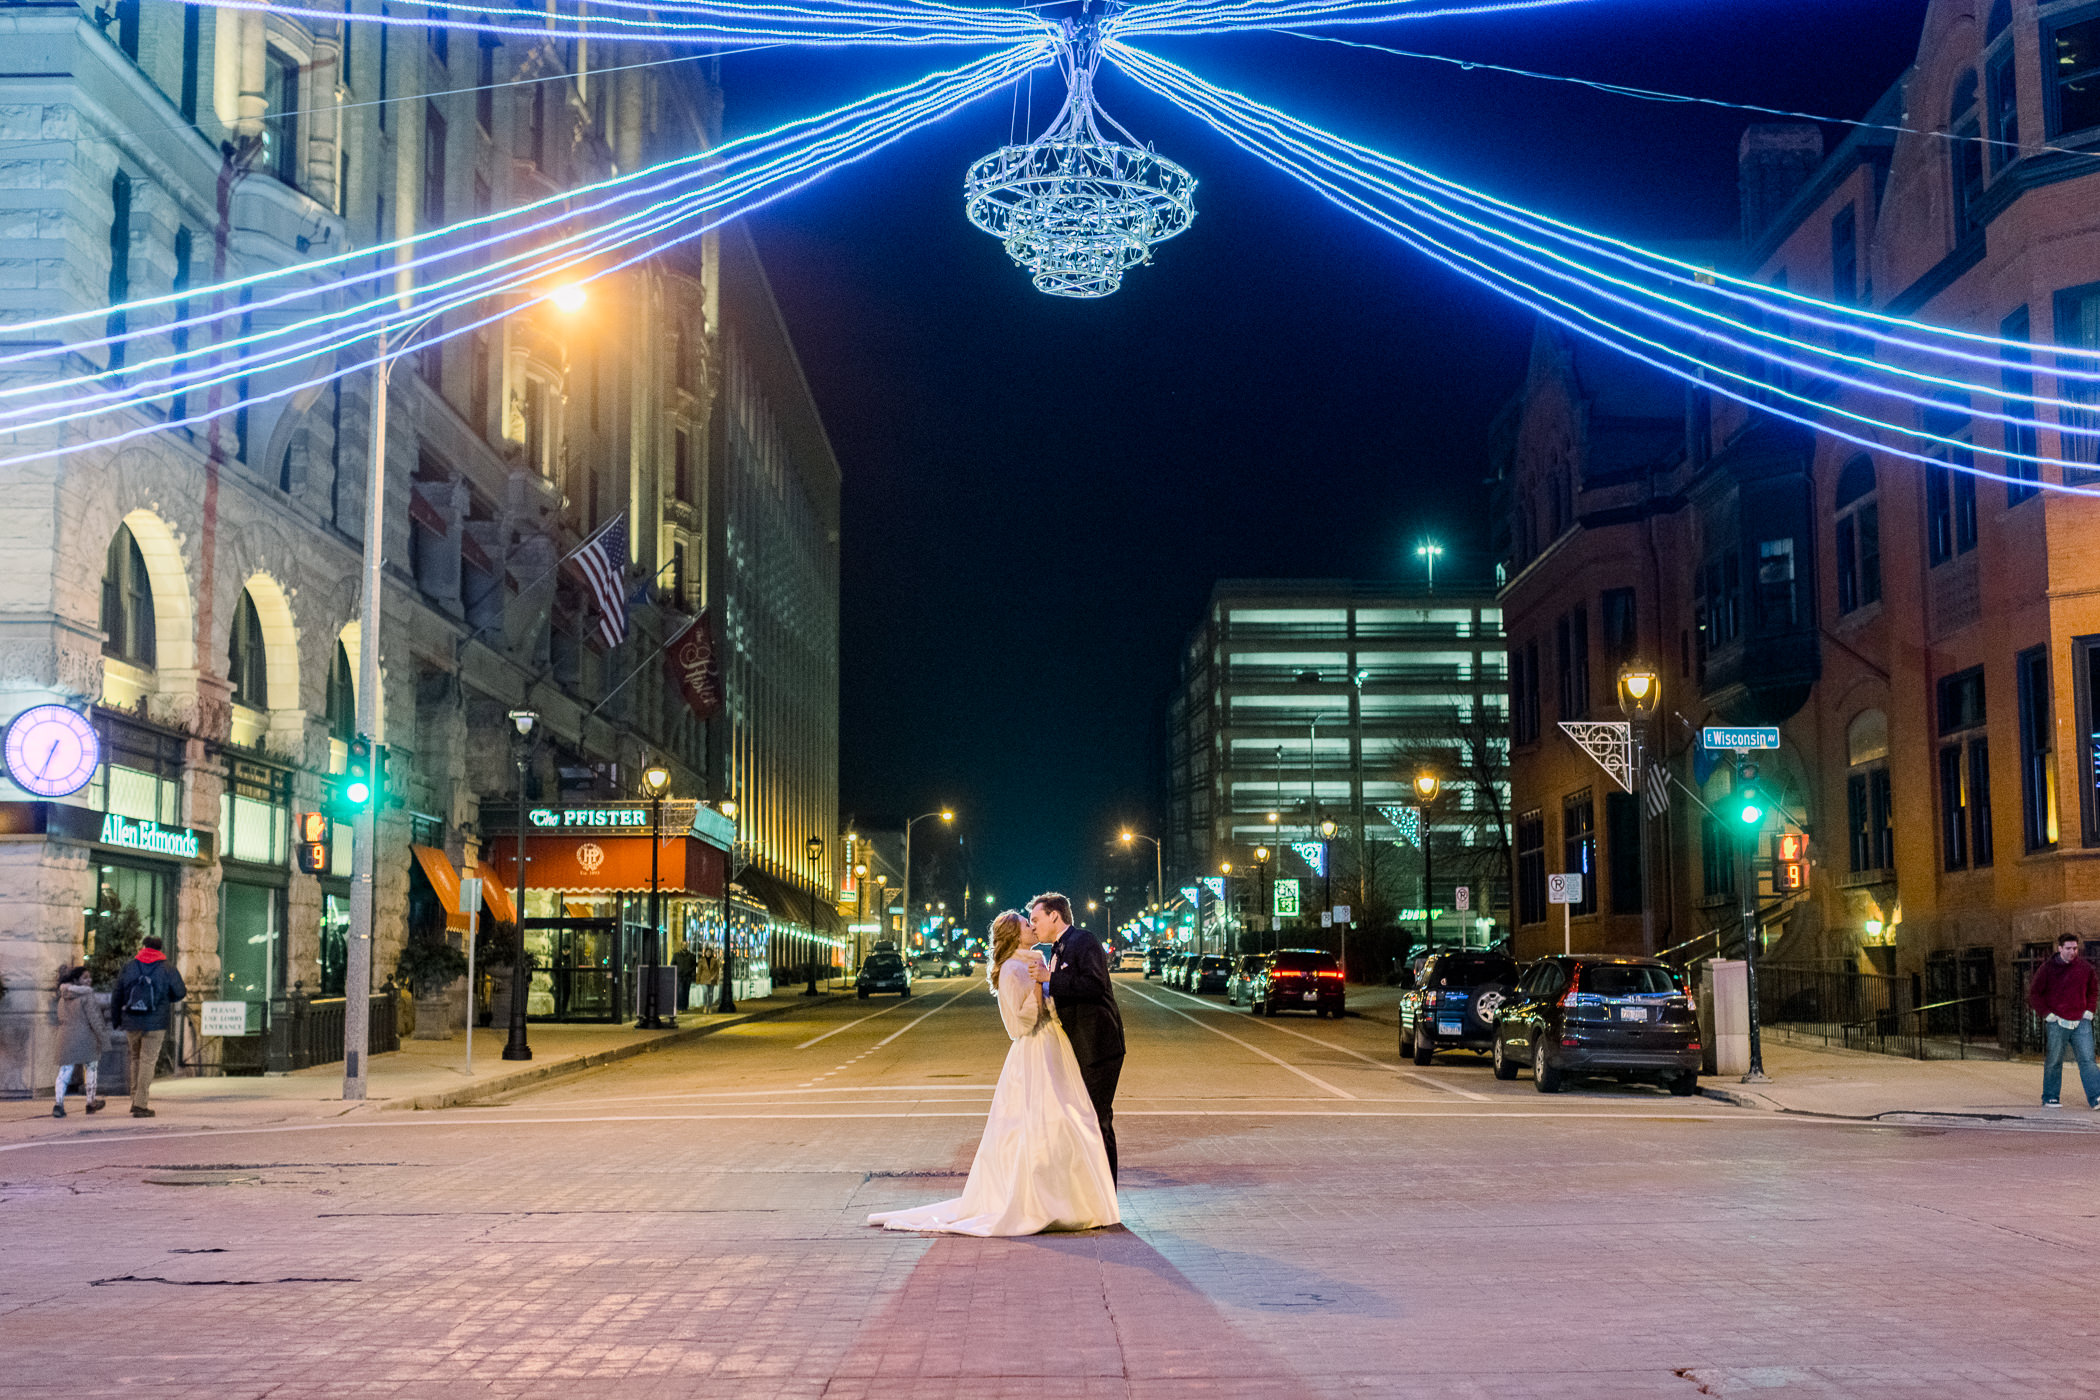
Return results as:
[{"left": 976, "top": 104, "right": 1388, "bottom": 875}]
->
[{"left": 1558, "top": 720, "right": 1635, "bottom": 794}]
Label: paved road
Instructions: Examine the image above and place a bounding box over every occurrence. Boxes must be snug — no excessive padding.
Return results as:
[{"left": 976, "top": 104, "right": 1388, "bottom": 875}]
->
[{"left": 5, "top": 972, "right": 2096, "bottom": 1398}]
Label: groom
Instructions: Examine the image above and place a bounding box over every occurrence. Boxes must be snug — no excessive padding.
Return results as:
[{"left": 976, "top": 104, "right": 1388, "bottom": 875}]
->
[{"left": 1028, "top": 892, "right": 1125, "bottom": 1181}]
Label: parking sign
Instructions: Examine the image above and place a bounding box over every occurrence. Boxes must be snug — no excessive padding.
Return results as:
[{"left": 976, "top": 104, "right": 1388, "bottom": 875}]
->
[
  {"left": 1455, "top": 885, "right": 1471, "bottom": 912},
  {"left": 1547, "top": 873, "right": 1583, "bottom": 905}
]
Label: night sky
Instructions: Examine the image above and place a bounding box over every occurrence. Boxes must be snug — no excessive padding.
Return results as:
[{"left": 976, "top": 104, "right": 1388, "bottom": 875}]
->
[{"left": 725, "top": 0, "right": 1926, "bottom": 922}]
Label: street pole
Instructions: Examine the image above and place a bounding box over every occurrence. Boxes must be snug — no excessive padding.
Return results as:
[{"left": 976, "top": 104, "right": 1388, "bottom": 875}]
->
[
  {"left": 1636, "top": 720, "right": 1656, "bottom": 956},
  {"left": 503, "top": 717, "right": 537, "bottom": 1061},
  {"left": 717, "top": 801, "right": 739, "bottom": 1016},
  {"left": 341, "top": 332, "right": 391, "bottom": 1101},
  {"left": 636, "top": 777, "right": 665, "bottom": 1029},
  {"left": 1421, "top": 809, "right": 1434, "bottom": 954},
  {"left": 1737, "top": 810, "right": 1767, "bottom": 1082},
  {"left": 804, "top": 836, "right": 824, "bottom": 996},
  {"left": 1350, "top": 668, "right": 1367, "bottom": 983}
]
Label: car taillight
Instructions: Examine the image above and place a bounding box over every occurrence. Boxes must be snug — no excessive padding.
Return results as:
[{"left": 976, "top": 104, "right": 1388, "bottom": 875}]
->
[
  {"left": 1318, "top": 970, "right": 1343, "bottom": 980},
  {"left": 1424, "top": 991, "right": 1440, "bottom": 1007}
]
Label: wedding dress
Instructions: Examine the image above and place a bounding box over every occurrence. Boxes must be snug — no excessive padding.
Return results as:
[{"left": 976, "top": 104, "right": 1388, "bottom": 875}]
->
[{"left": 867, "top": 949, "right": 1120, "bottom": 1236}]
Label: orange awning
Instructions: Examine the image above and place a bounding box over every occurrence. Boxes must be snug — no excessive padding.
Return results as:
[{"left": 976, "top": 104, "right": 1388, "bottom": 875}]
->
[
  {"left": 486, "top": 834, "right": 726, "bottom": 898},
  {"left": 468, "top": 859, "right": 517, "bottom": 924},
  {"left": 409, "top": 845, "right": 474, "bottom": 932}
]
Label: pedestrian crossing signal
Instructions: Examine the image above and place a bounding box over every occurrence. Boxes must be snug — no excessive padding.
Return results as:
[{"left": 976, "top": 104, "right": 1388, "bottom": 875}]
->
[
  {"left": 295, "top": 811, "right": 331, "bottom": 874},
  {"left": 1773, "top": 833, "right": 1808, "bottom": 892}
]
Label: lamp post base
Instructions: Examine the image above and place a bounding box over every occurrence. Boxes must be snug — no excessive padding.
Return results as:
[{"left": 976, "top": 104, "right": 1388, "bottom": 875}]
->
[{"left": 501, "top": 1044, "right": 533, "bottom": 1062}]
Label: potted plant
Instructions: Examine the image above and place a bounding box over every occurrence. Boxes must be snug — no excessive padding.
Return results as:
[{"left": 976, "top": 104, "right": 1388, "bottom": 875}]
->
[{"left": 396, "top": 925, "right": 468, "bottom": 1040}]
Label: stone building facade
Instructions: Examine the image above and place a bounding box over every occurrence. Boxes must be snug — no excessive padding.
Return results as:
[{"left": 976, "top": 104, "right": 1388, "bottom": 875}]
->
[
  {"left": 1495, "top": 0, "right": 2100, "bottom": 1030},
  {"left": 0, "top": 2, "right": 840, "bottom": 1092}
]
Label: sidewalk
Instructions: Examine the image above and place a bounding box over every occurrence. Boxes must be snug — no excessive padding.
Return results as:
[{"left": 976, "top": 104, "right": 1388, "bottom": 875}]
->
[
  {"left": 0, "top": 987, "right": 846, "bottom": 1146},
  {"left": 1698, "top": 1035, "right": 2100, "bottom": 1127}
]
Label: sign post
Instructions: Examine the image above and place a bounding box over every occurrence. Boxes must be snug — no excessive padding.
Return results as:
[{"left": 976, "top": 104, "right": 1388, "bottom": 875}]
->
[
  {"left": 458, "top": 877, "right": 482, "bottom": 1075},
  {"left": 1547, "top": 873, "right": 1582, "bottom": 955}
]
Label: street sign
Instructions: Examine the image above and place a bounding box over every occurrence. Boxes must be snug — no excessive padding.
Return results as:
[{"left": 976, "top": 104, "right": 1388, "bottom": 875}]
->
[
  {"left": 1320, "top": 909, "right": 1333, "bottom": 927},
  {"left": 1547, "top": 873, "right": 1583, "bottom": 904},
  {"left": 1331, "top": 904, "right": 1351, "bottom": 923},
  {"left": 1702, "top": 726, "right": 1781, "bottom": 750},
  {"left": 200, "top": 1000, "right": 249, "bottom": 1037},
  {"left": 1454, "top": 885, "right": 1471, "bottom": 912},
  {"left": 1273, "top": 878, "right": 1301, "bottom": 917}
]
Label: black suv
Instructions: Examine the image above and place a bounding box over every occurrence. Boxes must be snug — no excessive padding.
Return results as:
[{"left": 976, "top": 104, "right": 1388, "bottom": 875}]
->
[
  {"left": 856, "top": 952, "right": 911, "bottom": 999},
  {"left": 1399, "top": 950, "right": 1519, "bottom": 1064},
  {"left": 1493, "top": 955, "right": 1700, "bottom": 1094},
  {"left": 1144, "top": 948, "right": 1167, "bottom": 979}
]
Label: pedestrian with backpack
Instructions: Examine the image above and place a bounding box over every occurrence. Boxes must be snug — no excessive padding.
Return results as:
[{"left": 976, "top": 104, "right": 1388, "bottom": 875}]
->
[
  {"left": 50, "top": 964, "right": 109, "bottom": 1117},
  {"left": 111, "top": 934, "right": 187, "bottom": 1118}
]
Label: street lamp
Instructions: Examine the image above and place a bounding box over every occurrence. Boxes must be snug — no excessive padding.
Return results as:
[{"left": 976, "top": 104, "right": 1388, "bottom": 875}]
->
[
  {"left": 1119, "top": 829, "right": 1163, "bottom": 913},
  {"left": 1413, "top": 769, "right": 1443, "bottom": 952},
  {"left": 1253, "top": 845, "right": 1272, "bottom": 954},
  {"left": 1617, "top": 660, "right": 1662, "bottom": 954},
  {"left": 902, "top": 808, "right": 954, "bottom": 952},
  {"left": 1416, "top": 539, "right": 1445, "bottom": 593},
  {"left": 1318, "top": 817, "right": 1338, "bottom": 925},
  {"left": 502, "top": 709, "right": 541, "bottom": 1061},
  {"left": 636, "top": 762, "right": 671, "bottom": 1029},
  {"left": 716, "top": 798, "right": 739, "bottom": 1015},
  {"left": 804, "top": 835, "right": 825, "bottom": 996}
]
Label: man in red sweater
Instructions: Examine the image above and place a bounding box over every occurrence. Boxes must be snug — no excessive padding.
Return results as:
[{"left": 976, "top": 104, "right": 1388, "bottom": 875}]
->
[{"left": 2027, "top": 933, "right": 2100, "bottom": 1109}]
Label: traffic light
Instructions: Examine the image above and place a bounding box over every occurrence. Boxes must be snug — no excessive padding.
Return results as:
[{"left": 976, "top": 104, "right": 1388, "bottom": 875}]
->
[
  {"left": 1728, "top": 761, "right": 1766, "bottom": 827},
  {"left": 377, "top": 744, "right": 403, "bottom": 808},
  {"left": 1774, "top": 832, "right": 1809, "bottom": 892},
  {"left": 339, "top": 735, "right": 374, "bottom": 815},
  {"left": 295, "top": 811, "right": 331, "bottom": 874}
]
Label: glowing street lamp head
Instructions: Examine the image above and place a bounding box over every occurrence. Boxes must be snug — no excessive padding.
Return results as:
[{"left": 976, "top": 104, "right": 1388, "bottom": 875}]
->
[
  {"left": 1617, "top": 662, "right": 1662, "bottom": 718},
  {"left": 940, "top": 809, "right": 955, "bottom": 823},
  {"left": 1254, "top": 846, "right": 1271, "bottom": 863},
  {"left": 550, "top": 283, "right": 587, "bottom": 314},
  {"left": 1319, "top": 818, "right": 1338, "bottom": 838},
  {"left": 1413, "top": 769, "right": 1443, "bottom": 803}
]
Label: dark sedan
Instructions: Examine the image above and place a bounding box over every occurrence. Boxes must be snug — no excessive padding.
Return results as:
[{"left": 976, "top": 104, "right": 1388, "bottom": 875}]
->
[
  {"left": 1144, "top": 948, "right": 1168, "bottom": 978},
  {"left": 1399, "top": 951, "right": 1519, "bottom": 1064},
  {"left": 856, "top": 953, "right": 912, "bottom": 999},
  {"left": 1225, "top": 954, "right": 1265, "bottom": 1006},
  {"left": 1191, "top": 954, "right": 1233, "bottom": 994},
  {"left": 1492, "top": 955, "right": 1700, "bottom": 1095},
  {"left": 1251, "top": 949, "right": 1345, "bottom": 1017}
]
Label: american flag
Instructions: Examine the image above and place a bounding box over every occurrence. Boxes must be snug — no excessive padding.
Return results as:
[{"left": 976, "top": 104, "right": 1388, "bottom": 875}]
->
[{"left": 569, "top": 515, "right": 630, "bottom": 648}]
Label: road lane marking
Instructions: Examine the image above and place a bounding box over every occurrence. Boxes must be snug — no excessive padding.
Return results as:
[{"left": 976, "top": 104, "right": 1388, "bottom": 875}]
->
[
  {"left": 795, "top": 998, "right": 916, "bottom": 1050},
  {"left": 872, "top": 985, "right": 979, "bottom": 1048},
  {"left": 1154, "top": 984, "right": 1493, "bottom": 1103},
  {"left": 1123, "top": 986, "right": 1356, "bottom": 1100}
]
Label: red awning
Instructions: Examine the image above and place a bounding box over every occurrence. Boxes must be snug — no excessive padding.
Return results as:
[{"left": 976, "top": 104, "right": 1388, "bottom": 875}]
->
[{"left": 485, "top": 834, "right": 726, "bottom": 898}]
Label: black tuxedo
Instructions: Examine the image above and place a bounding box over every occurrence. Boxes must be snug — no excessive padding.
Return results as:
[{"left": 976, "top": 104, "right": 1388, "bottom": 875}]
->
[{"left": 1047, "top": 923, "right": 1125, "bottom": 1180}]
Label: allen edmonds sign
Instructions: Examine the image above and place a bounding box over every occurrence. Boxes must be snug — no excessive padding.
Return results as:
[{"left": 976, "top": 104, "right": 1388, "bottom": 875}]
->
[{"left": 99, "top": 812, "right": 203, "bottom": 859}]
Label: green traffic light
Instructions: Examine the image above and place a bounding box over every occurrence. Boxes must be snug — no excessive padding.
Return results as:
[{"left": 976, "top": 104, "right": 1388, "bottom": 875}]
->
[
  {"left": 1737, "top": 801, "right": 1763, "bottom": 825},
  {"left": 345, "top": 778, "right": 371, "bottom": 805}
]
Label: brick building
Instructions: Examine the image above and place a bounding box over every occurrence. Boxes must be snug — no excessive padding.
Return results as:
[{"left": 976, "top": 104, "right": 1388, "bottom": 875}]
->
[{"left": 1496, "top": 0, "right": 2100, "bottom": 1032}]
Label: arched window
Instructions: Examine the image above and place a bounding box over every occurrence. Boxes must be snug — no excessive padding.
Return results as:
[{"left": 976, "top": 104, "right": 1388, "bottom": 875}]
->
[
  {"left": 1949, "top": 70, "right": 1984, "bottom": 232},
  {"left": 101, "top": 525, "right": 156, "bottom": 666},
  {"left": 327, "top": 640, "right": 355, "bottom": 742},
  {"left": 1834, "top": 455, "right": 1881, "bottom": 614},
  {"left": 228, "top": 590, "right": 269, "bottom": 709}
]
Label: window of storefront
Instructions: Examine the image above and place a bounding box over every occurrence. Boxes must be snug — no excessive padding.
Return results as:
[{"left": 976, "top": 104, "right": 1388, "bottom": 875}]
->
[
  {"left": 88, "top": 714, "right": 183, "bottom": 824},
  {"left": 319, "top": 890, "right": 349, "bottom": 996},
  {"left": 220, "top": 758, "right": 289, "bottom": 865},
  {"left": 89, "top": 859, "right": 176, "bottom": 965},
  {"left": 220, "top": 878, "right": 286, "bottom": 1001}
]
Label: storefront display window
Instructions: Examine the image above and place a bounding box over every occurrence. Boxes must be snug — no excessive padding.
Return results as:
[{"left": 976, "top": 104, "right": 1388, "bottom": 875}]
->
[
  {"left": 88, "top": 860, "right": 176, "bottom": 973},
  {"left": 220, "top": 878, "right": 285, "bottom": 1001},
  {"left": 319, "top": 891, "right": 349, "bottom": 996}
]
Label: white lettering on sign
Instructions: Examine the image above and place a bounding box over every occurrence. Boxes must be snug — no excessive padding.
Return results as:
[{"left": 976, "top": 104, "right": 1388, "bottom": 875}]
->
[
  {"left": 1455, "top": 885, "right": 1471, "bottom": 912},
  {"left": 1547, "top": 873, "right": 1583, "bottom": 904},
  {"left": 99, "top": 812, "right": 201, "bottom": 859},
  {"left": 1701, "top": 726, "right": 1781, "bottom": 750},
  {"left": 528, "top": 807, "right": 650, "bottom": 829}
]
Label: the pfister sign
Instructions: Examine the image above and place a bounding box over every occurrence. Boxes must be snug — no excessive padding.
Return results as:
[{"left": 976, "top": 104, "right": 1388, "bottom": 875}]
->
[
  {"left": 528, "top": 807, "right": 649, "bottom": 830},
  {"left": 98, "top": 812, "right": 202, "bottom": 859}
]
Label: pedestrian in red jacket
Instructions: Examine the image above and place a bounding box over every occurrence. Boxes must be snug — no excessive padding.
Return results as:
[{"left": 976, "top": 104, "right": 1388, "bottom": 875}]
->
[{"left": 2027, "top": 933, "right": 2100, "bottom": 1109}]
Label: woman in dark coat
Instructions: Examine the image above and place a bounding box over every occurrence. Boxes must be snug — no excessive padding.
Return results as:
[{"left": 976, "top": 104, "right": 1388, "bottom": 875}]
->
[{"left": 51, "top": 965, "right": 109, "bottom": 1117}]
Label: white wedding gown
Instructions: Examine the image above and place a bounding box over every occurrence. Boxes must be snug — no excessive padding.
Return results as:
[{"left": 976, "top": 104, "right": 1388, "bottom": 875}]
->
[{"left": 867, "top": 950, "right": 1120, "bottom": 1236}]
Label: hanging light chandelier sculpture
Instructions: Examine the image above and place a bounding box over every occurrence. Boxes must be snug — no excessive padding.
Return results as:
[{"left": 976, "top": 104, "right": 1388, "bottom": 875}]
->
[{"left": 964, "top": 13, "right": 1195, "bottom": 297}]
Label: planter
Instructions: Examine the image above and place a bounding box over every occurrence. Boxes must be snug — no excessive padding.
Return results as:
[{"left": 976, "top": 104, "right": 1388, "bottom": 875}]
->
[{"left": 412, "top": 993, "right": 453, "bottom": 1040}]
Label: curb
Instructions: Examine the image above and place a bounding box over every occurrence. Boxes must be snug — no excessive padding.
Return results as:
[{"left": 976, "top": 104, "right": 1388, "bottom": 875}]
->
[
  {"left": 1697, "top": 1084, "right": 1784, "bottom": 1112},
  {"left": 380, "top": 993, "right": 851, "bottom": 1111}
]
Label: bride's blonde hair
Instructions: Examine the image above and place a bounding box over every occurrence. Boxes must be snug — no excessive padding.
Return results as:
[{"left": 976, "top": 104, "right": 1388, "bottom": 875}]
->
[{"left": 987, "top": 910, "right": 1028, "bottom": 991}]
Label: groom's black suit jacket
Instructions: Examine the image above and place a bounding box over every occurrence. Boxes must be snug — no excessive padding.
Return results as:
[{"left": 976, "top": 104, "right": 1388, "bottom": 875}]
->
[{"left": 1047, "top": 924, "right": 1125, "bottom": 1068}]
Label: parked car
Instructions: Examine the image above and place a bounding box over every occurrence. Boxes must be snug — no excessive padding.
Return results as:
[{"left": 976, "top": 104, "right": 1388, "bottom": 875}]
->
[
  {"left": 1192, "top": 954, "right": 1233, "bottom": 994},
  {"left": 1399, "top": 950, "right": 1520, "bottom": 1064},
  {"left": 1493, "top": 955, "right": 1700, "bottom": 1094},
  {"left": 1250, "top": 949, "right": 1346, "bottom": 1017},
  {"left": 941, "top": 952, "right": 974, "bottom": 978},
  {"left": 1226, "top": 954, "right": 1266, "bottom": 1006},
  {"left": 856, "top": 952, "right": 912, "bottom": 999},
  {"left": 1144, "top": 947, "right": 1168, "bottom": 979}
]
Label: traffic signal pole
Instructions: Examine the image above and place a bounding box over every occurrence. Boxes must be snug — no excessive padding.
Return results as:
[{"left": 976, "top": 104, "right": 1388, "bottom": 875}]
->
[
  {"left": 1733, "top": 756, "right": 1768, "bottom": 1083},
  {"left": 342, "top": 336, "right": 392, "bottom": 1101}
]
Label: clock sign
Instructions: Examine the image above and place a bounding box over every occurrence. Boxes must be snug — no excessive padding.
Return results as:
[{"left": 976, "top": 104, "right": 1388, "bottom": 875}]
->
[{"left": 5, "top": 705, "right": 100, "bottom": 798}]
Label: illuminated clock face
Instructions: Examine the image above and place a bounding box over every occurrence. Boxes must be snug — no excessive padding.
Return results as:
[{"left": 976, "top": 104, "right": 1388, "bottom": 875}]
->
[{"left": 5, "top": 705, "right": 101, "bottom": 798}]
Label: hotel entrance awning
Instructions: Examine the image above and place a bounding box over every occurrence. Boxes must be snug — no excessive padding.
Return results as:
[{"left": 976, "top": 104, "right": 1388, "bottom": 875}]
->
[{"left": 486, "top": 833, "right": 727, "bottom": 898}]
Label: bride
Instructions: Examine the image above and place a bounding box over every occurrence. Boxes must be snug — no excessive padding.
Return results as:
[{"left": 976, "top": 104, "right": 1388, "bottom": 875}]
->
[{"left": 867, "top": 910, "right": 1119, "bottom": 1236}]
